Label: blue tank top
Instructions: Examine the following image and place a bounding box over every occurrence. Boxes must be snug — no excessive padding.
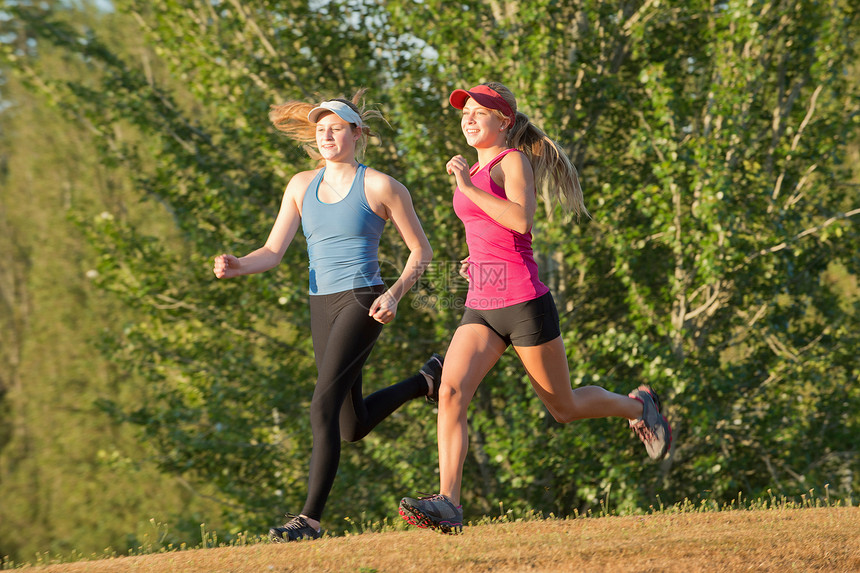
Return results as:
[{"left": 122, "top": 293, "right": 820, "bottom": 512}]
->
[{"left": 301, "top": 164, "right": 386, "bottom": 295}]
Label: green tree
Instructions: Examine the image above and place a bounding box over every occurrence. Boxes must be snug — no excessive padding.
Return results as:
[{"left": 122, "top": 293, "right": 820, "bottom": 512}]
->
[
  {"left": 2, "top": 0, "right": 857, "bottom": 549},
  {"left": 0, "top": 1, "right": 224, "bottom": 562}
]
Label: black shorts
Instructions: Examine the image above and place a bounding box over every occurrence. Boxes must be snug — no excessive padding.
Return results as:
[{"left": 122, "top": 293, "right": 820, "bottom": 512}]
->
[{"left": 459, "top": 291, "right": 561, "bottom": 347}]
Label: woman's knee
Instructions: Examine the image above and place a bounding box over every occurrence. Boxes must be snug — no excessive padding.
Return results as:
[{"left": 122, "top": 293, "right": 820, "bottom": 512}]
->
[
  {"left": 339, "top": 426, "right": 365, "bottom": 443},
  {"left": 309, "top": 400, "right": 340, "bottom": 435},
  {"left": 439, "top": 382, "right": 471, "bottom": 411},
  {"left": 542, "top": 398, "right": 580, "bottom": 424},
  {"left": 310, "top": 398, "right": 333, "bottom": 422},
  {"left": 551, "top": 409, "right": 578, "bottom": 424}
]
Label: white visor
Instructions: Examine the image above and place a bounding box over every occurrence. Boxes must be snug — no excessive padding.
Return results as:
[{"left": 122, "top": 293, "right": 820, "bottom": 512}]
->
[{"left": 307, "top": 101, "right": 365, "bottom": 127}]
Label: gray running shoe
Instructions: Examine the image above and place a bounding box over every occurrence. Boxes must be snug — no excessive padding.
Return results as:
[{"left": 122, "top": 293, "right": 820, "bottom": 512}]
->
[
  {"left": 268, "top": 514, "right": 321, "bottom": 542},
  {"left": 421, "top": 353, "right": 444, "bottom": 405},
  {"left": 399, "top": 493, "right": 463, "bottom": 534},
  {"left": 628, "top": 385, "right": 672, "bottom": 460}
]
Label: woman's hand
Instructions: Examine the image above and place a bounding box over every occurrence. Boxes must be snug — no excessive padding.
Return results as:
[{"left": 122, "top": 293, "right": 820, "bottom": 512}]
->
[
  {"left": 446, "top": 155, "right": 472, "bottom": 189},
  {"left": 213, "top": 254, "right": 241, "bottom": 279},
  {"left": 369, "top": 290, "right": 399, "bottom": 324},
  {"left": 459, "top": 257, "right": 471, "bottom": 282}
]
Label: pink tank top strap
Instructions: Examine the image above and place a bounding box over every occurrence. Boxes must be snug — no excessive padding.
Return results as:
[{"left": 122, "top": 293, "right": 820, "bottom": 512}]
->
[{"left": 470, "top": 148, "right": 521, "bottom": 176}]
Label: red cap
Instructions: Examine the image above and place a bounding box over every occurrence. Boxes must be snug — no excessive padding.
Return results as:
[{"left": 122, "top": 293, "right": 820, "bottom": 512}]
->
[{"left": 449, "top": 85, "right": 515, "bottom": 123}]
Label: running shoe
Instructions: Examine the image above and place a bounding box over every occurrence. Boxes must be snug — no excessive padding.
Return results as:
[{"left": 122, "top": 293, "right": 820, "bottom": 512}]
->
[
  {"left": 399, "top": 493, "right": 463, "bottom": 534},
  {"left": 268, "top": 514, "right": 321, "bottom": 542},
  {"left": 628, "top": 385, "right": 672, "bottom": 460},
  {"left": 421, "top": 353, "right": 444, "bottom": 404}
]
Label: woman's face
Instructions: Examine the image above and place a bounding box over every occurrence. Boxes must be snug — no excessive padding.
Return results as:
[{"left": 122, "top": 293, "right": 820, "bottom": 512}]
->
[
  {"left": 315, "top": 112, "right": 359, "bottom": 161},
  {"left": 460, "top": 99, "right": 507, "bottom": 148}
]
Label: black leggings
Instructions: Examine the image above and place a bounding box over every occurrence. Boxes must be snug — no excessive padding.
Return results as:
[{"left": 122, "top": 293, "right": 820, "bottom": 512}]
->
[{"left": 302, "top": 285, "right": 426, "bottom": 521}]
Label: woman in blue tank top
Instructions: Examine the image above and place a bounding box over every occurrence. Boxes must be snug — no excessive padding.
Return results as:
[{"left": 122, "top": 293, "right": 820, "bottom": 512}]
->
[{"left": 213, "top": 90, "right": 442, "bottom": 542}]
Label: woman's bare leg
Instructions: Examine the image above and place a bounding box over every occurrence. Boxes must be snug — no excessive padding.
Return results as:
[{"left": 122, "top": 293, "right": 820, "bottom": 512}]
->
[
  {"left": 437, "top": 324, "right": 507, "bottom": 505},
  {"left": 513, "top": 336, "right": 642, "bottom": 423}
]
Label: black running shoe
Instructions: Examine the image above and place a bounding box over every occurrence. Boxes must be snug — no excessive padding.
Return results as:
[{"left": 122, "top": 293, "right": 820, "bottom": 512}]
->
[
  {"left": 268, "top": 514, "right": 321, "bottom": 542},
  {"left": 399, "top": 493, "right": 463, "bottom": 534},
  {"left": 628, "top": 385, "right": 672, "bottom": 460},
  {"left": 421, "top": 353, "right": 444, "bottom": 404}
]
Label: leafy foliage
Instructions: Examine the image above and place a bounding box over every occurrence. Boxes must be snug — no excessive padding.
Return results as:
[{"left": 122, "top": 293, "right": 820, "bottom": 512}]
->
[
  {"left": 1, "top": 0, "right": 858, "bottom": 553},
  {"left": 0, "top": 1, "right": 231, "bottom": 562}
]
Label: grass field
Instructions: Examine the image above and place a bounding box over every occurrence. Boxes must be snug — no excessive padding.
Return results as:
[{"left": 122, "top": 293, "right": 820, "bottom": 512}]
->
[{"left": 8, "top": 505, "right": 859, "bottom": 572}]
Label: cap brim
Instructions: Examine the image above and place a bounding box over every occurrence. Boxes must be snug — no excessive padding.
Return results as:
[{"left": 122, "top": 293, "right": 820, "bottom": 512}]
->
[
  {"left": 449, "top": 89, "right": 472, "bottom": 109},
  {"left": 449, "top": 89, "right": 509, "bottom": 116},
  {"left": 307, "top": 106, "right": 332, "bottom": 123}
]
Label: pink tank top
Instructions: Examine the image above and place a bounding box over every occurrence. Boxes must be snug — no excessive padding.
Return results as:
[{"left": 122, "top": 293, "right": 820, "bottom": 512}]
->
[{"left": 453, "top": 148, "right": 549, "bottom": 310}]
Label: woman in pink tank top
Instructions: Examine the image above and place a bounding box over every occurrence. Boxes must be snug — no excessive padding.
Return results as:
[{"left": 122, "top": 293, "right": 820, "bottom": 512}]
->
[{"left": 399, "top": 83, "right": 672, "bottom": 534}]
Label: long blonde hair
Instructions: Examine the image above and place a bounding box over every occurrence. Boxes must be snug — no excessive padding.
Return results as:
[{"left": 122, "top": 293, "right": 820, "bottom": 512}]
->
[
  {"left": 268, "top": 88, "right": 384, "bottom": 165},
  {"left": 484, "top": 82, "right": 588, "bottom": 219}
]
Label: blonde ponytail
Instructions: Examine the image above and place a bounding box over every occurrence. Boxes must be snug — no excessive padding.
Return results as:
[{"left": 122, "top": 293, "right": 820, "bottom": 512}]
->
[{"left": 484, "top": 82, "right": 589, "bottom": 219}]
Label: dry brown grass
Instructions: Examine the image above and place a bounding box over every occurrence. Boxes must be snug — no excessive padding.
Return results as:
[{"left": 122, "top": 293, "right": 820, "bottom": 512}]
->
[{"left": 14, "top": 506, "right": 860, "bottom": 572}]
